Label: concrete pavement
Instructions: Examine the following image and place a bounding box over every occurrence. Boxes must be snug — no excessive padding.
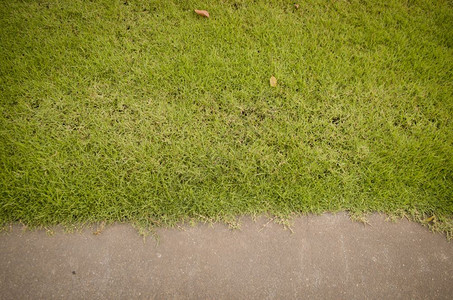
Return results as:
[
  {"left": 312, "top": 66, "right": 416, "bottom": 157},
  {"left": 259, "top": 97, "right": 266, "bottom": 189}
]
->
[{"left": 1, "top": 213, "right": 452, "bottom": 299}]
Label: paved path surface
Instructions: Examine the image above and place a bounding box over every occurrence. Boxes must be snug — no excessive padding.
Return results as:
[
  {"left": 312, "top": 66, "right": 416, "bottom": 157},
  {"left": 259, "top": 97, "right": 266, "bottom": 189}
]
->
[{"left": 1, "top": 213, "right": 452, "bottom": 299}]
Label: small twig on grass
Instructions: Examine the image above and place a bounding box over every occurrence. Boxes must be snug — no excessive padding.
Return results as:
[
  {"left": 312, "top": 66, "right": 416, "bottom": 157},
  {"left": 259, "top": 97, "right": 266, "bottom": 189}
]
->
[{"left": 259, "top": 217, "right": 275, "bottom": 232}]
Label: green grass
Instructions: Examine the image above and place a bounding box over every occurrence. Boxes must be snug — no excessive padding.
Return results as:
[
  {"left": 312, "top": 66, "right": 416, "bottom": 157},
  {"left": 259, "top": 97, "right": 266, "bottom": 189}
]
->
[{"left": 1, "top": 0, "right": 452, "bottom": 236}]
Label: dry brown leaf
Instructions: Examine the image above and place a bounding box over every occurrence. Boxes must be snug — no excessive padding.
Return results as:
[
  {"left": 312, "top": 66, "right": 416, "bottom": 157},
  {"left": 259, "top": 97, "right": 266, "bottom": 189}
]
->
[
  {"left": 93, "top": 221, "right": 106, "bottom": 235},
  {"left": 195, "top": 9, "right": 210, "bottom": 18},
  {"left": 270, "top": 76, "right": 277, "bottom": 87},
  {"left": 294, "top": 4, "right": 300, "bottom": 9}
]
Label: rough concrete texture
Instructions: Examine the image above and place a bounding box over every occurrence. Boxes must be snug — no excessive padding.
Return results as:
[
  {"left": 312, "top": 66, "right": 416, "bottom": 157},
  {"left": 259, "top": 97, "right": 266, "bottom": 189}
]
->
[{"left": 0, "top": 213, "right": 452, "bottom": 300}]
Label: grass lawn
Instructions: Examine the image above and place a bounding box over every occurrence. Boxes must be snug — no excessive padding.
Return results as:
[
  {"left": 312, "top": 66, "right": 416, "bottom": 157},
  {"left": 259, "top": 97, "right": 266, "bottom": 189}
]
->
[{"left": 1, "top": 0, "right": 452, "bottom": 236}]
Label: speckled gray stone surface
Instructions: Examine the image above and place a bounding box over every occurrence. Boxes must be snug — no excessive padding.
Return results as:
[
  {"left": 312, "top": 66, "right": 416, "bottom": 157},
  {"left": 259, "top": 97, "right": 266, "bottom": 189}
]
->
[{"left": 1, "top": 213, "right": 452, "bottom": 299}]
